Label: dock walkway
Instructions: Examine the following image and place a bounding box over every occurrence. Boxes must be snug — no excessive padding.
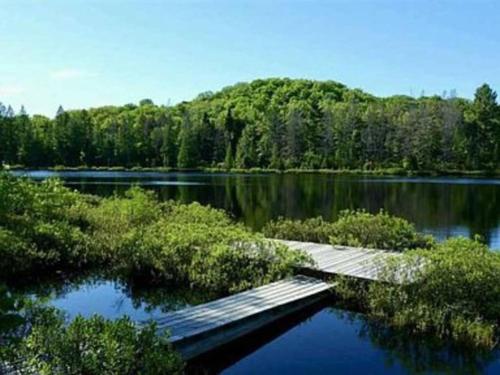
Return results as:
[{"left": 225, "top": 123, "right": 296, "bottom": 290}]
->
[
  {"left": 154, "top": 275, "right": 331, "bottom": 359},
  {"left": 151, "top": 240, "right": 401, "bottom": 359},
  {"left": 3, "top": 240, "right": 401, "bottom": 371},
  {"left": 280, "top": 240, "right": 399, "bottom": 280}
]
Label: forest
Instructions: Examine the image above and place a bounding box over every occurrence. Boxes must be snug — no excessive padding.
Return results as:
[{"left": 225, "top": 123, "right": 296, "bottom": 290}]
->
[{"left": 0, "top": 78, "right": 499, "bottom": 171}]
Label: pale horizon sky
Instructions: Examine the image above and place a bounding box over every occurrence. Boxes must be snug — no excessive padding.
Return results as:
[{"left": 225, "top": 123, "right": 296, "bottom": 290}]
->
[{"left": 1, "top": 0, "right": 499, "bottom": 117}]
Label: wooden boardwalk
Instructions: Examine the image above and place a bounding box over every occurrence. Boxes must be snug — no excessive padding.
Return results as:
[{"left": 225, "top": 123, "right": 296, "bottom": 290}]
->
[
  {"left": 280, "top": 240, "right": 400, "bottom": 281},
  {"left": 149, "top": 240, "right": 401, "bottom": 359},
  {"left": 3, "top": 240, "right": 402, "bottom": 369},
  {"left": 153, "top": 275, "right": 331, "bottom": 359}
]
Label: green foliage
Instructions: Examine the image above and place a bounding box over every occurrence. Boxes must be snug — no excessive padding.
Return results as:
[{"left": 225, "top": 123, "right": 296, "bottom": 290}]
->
[
  {"left": 337, "top": 237, "right": 500, "bottom": 348},
  {"left": 328, "top": 210, "right": 435, "bottom": 251},
  {"left": 0, "top": 174, "right": 306, "bottom": 294},
  {"left": 8, "top": 310, "right": 183, "bottom": 375},
  {"left": 0, "top": 174, "right": 91, "bottom": 276},
  {"left": 0, "top": 285, "right": 27, "bottom": 354},
  {"left": 1, "top": 79, "right": 498, "bottom": 171},
  {"left": 464, "top": 84, "right": 500, "bottom": 169},
  {"left": 263, "top": 210, "right": 434, "bottom": 251},
  {"left": 263, "top": 216, "right": 333, "bottom": 243},
  {"left": 92, "top": 200, "right": 309, "bottom": 293}
]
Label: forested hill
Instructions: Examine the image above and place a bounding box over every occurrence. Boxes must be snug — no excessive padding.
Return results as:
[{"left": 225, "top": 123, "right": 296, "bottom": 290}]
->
[{"left": 1, "top": 78, "right": 499, "bottom": 171}]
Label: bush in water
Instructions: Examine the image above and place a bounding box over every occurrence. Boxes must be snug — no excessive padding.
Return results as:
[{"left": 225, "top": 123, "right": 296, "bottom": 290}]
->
[{"left": 263, "top": 209, "right": 434, "bottom": 251}]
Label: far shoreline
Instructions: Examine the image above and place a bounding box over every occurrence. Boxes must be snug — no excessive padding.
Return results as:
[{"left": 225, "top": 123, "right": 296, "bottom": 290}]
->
[{"left": 5, "top": 165, "right": 500, "bottom": 178}]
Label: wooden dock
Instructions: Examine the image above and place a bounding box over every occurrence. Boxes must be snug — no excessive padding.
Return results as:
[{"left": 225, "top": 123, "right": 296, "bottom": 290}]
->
[
  {"left": 153, "top": 275, "right": 331, "bottom": 359},
  {"left": 149, "top": 240, "right": 401, "bottom": 359},
  {"left": 3, "top": 240, "right": 402, "bottom": 370},
  {"left": 280, "top": 240, "right": 400, "bottom": 281}
]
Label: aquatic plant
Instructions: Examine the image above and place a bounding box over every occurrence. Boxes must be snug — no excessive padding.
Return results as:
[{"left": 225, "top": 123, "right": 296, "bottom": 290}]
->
[
  {"left": 84, "top": 190, "right": 309, "bottom": 293},
  {"left": 5, "top": 309, "right": 183, "bottom": 375},
  {"left": 0, "top": 174, "right": 307, "bottom": 294},
  {"left": 263, "top": 210, "right": 434, "bottom": 251},
  {"left": 328, "top": 210, "right": 435, "bottom": 251},
  {"left": 335, "top": 237, "right": 500, "bottom": 348}
]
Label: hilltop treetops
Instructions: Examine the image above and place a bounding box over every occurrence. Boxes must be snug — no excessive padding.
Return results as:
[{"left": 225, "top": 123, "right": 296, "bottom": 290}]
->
[{"left": 1, "top": 78, "right": 499, "bottom": 171}]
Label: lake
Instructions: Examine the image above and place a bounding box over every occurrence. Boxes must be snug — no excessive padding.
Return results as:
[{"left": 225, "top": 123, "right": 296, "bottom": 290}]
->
[
  {"left": 6, "top": 275, "right": 500, "bottom": 374},
  {"left": 12, "top": 170, "right": 500, "bottom": 249},
  {"left": 5, "top": 170, "right": 500, "bottom": 373},
  {"left": 7, "top": 275, "right": 500, "bottom": 374}
]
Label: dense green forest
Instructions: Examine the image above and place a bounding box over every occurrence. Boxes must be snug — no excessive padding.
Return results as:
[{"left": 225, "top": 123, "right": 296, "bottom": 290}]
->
[{"left": 1, "top": 78, "right": 499, "bottom": 170}]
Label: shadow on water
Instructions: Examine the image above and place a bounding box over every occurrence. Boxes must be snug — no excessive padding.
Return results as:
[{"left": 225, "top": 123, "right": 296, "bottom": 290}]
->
[
  {"left": 186, "top": 301, "right": 328, "bottom": 375},
  {"left": 188, "top": 298, "right": 500, "bottom": 375},
  {"left": 2, "top": 277, "right": 499, "bottom": 374}
]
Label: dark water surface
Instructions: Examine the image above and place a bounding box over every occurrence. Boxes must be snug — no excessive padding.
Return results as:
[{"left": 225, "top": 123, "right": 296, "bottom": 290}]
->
[
  {"left": 8, "top": 278, "right": 500, "bottom": 374},
  {"left": 190, "top": 301, "right": 500, "bottom": 375},
  {"left": 12, "top": 170, "right": 500, "bottom": 249},
  {"left": 6, "top": 170, "right": 500, "bottom": 374}
]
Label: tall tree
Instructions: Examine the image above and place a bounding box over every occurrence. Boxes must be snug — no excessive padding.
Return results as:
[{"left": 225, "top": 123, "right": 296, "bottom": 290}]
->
[
  {"left": 236, "top": 122, "right": 259, "bottom": 168},
  {"left": 465, "top": 84, "right": 500, "bottom": 168},
  {"left": 177, "top": 113, "right": 198, "bottom": 168}
]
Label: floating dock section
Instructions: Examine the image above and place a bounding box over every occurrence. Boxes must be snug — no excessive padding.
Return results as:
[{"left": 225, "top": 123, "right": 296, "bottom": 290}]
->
[{"left": 153, "top": 275, "right": 331, "bottom": 359}]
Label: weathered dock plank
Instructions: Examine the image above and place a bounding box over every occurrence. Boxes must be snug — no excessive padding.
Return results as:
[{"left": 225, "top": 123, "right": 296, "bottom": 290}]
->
[
  {"left": 153, "top": 275, "right": 331, "bottom": 359},
  {"left": 280, "top": 240, "right": 400, "bottom": 281}
]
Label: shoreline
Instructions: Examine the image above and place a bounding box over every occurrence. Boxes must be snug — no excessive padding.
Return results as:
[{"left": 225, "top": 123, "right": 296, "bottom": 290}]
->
[{"left": 5, "top": 165, "right": 500, "bottom": 178}]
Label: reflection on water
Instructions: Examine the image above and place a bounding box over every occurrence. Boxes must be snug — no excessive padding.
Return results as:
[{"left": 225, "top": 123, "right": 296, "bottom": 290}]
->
[
  {"left": 4, "top": 170, "right": 500, "bottom": 373},
  {"left": 2, "top": 278, "right": 499, "bottom": 374},
  {"left": 190, "top": 301, "right": 500, "bottom": 375},
  {"left": 12, "top": 170, "right": 500, "bottom": 249},
  {"left": 7, "top": 274, "right": 208, "bottom": 322}
]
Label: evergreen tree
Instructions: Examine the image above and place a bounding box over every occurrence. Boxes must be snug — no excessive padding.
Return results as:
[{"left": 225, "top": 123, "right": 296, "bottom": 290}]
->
[
  {"left": 5, "top": 105, "right": 14, "bottom": 118},
  {"left": 56, "top": 105, "right": 65, "bottom": 117},
  {"left": 465, "top": 84, "right": 499, "bottom": 168},
  {"left": 177, "top": 113, "right": 198, "bottom": 168},
  {"left": 160, "top": 119, "right": 178, "bottom": 168},
  {"left": 19, "top": 105, "right": 27, "bottom": 116},
  {"left": 236, "top": 122, "right": 258, "bottom": 168},
  {"left": 224, "top": 143, "right": 233, "bottom": 169}
]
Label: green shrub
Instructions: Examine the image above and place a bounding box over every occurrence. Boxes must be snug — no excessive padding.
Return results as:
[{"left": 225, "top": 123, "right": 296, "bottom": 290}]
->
[
  {"left": 341, "top": 237, "right": 500, "bottom": 348},
  {"left": 263, "top": 216, "right": 333, "bottom": 243},
  {"left": 263, "top": 210, "right": 434, "bottom": 251},
  {"left": 0, "top": 174, "right": 92, "bottom": 277},
  {"left": 111, "top": 205, "right": 310, "bottom": 294},
  {"left": 0, "top": 285, "right": 28, "bottom": 354},
  {"left": 0, "top": 228, "right": 39, "bottom": 275},
  {"left": 0, "top": 174, "right": 307, "bottom": 293},
  {"left": 7, "top": 310, "right": 183, "bottom": 375},
  {"left": 189, "top": 240, "right": 309, "bottom": 294},
  {"left": 329, "top": 210, "right": 435, "bottom": 251}
]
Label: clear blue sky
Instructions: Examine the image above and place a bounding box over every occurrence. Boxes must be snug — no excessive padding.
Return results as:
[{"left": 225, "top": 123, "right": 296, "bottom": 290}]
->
[{"left": 1, "top": 0, "right": 499, "bottom": 116}]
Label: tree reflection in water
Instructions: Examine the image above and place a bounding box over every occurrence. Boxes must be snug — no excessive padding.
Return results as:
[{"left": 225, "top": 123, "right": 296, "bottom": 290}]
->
[{"left": 331, "top": 308, "right": 499, "bottom": 375}]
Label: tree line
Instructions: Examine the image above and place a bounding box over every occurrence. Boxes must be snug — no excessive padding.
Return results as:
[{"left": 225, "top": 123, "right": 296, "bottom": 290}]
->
[{"left": 1, "top": 78, "right": 499, "bottom": 170}]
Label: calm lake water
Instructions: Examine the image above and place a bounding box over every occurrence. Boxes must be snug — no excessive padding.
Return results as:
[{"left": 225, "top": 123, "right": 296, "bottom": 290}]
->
[
  {"left": 9, "top": 276, "right": 500, "bottom": 374},
  {"left": 12, "top": 170, "right": 500, "bottom": 249},
  {"left": 6, "top": 170, "right": 500, "bottom": 374}
]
